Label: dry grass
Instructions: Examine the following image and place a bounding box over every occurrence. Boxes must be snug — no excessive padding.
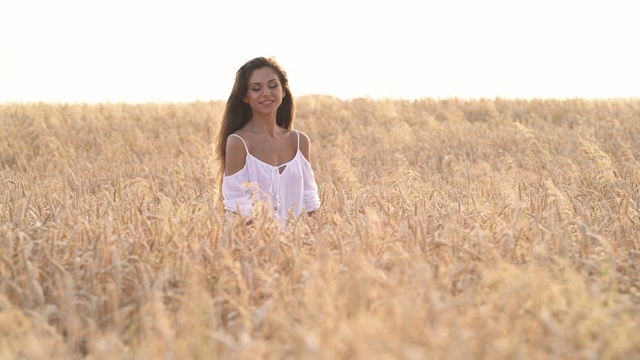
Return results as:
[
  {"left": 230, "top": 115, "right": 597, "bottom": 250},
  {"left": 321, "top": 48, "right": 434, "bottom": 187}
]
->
[{"left": 1, "top": 97, "right": 639, "bottom": 359}]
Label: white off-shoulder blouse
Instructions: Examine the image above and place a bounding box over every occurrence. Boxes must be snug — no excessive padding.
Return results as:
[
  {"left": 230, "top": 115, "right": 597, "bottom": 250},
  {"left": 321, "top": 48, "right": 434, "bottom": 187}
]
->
[{"left": 222, "top": 130, "right": 321, "bottom": 223}]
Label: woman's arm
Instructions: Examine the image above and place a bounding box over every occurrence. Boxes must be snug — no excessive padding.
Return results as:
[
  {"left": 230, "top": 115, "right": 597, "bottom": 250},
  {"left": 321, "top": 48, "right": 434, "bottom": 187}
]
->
[
  {"left": 298, "top": 131, "right": 320, "bottom": 216},
  {"left": 225, "top": 134, "right": 247, "bottom": 176},
  {"left": 298, "top": 131, "right": 312, "bottom": 162}
]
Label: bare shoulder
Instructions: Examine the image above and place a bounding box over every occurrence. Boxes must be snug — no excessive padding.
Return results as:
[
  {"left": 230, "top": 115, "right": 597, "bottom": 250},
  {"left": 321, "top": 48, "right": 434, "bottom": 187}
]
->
[
  {"left": 296, "top": 130, "right": 312, "bottom": 161},
  {"left": 296, "top": 130, "right": 311, "bottom": 144},
  {"left": 225, "top": 134, "right": 247, "bottom": 175},
  {"left": 226, "top": 133, "right": 246, "bottom": 152}
]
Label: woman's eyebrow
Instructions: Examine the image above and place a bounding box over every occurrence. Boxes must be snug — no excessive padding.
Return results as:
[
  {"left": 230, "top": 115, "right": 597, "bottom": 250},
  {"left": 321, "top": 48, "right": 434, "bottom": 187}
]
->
[{"left": 250, "top": 78, "right": 279, "bottom": 86}]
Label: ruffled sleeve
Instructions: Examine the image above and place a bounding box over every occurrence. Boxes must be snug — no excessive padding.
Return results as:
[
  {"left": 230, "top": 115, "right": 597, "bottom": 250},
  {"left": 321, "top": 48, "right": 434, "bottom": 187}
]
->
[
  {"left": 301, "top": 157, "right": 321, "bottom": 213},
  {"left": 222, "top": 168, "right": 254, "bottom": 217}
]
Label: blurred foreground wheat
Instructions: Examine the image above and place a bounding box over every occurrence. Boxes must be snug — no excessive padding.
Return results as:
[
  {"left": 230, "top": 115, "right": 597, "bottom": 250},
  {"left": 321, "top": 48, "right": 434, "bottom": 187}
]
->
[{"left": 1, "top": 97, "right": 639, "bottom": 359}]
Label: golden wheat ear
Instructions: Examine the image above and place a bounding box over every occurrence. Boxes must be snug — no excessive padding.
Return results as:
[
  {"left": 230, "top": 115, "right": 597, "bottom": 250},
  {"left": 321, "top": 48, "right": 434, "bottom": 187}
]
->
[{"left": 2, "top": 98, "right": 639, "bottom": 358}]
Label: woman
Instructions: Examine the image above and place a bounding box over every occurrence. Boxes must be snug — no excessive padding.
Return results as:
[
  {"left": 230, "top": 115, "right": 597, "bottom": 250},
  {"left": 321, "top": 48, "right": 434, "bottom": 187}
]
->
[{"left": 215, "top": 57, "right": 321, "bottom": 225}]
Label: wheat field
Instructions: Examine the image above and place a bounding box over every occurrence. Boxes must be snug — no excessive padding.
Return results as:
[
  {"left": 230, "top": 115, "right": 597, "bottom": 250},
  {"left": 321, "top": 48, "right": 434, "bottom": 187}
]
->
[{"left": 1, "top": 97, "right": 639, "bottom": 359}]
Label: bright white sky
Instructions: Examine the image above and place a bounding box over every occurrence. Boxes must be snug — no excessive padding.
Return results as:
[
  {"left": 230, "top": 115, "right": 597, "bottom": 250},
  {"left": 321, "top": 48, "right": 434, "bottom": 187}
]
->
[{"left": 1, "top": 0, "right": 638, "bottom": 103}]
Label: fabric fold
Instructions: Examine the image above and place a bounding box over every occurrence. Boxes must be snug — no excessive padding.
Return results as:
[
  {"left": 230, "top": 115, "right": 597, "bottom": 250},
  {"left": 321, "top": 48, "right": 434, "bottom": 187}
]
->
[{"left": 221, "top": 130, "right": 321, "bottom": 225}]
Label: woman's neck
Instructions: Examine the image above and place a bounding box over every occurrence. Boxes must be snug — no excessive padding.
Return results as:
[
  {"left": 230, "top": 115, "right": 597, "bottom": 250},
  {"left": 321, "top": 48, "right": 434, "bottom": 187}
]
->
[{"left": 244, "top": 115, "right": 282, "bottom": 137}]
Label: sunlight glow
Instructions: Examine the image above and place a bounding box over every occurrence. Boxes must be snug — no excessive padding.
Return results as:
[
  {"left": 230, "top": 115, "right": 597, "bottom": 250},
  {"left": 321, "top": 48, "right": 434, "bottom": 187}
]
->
[{"left": 1, "top": 0, "right": 638, "bottom": 103}]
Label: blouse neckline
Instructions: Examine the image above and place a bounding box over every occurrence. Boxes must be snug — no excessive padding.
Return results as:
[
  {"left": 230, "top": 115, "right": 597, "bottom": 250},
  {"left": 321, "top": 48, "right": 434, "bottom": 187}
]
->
[{"left": 247, "top": 149, "right": 301, "bottom": 175}]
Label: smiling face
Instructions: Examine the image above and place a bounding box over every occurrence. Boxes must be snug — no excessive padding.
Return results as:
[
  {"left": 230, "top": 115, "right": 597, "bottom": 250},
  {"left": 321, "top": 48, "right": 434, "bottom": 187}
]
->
[{"left": 242, "top": 66, "right": 286, "bottom": 116}]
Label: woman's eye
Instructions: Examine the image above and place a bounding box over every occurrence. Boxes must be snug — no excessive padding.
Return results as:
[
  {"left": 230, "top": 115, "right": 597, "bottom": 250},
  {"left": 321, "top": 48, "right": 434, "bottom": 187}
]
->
[
  {"left": 269, "top": 84, "right": 278, "bottom": 88},
  {"left": 252, "top": 88, "right": 261, "bottom": 92}
]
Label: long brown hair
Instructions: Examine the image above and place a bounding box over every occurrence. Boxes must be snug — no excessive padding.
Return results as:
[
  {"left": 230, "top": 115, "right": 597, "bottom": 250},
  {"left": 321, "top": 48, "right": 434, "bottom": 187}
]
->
[{"left": 215, "top": 57, "right": 295, "bottom": 205}]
